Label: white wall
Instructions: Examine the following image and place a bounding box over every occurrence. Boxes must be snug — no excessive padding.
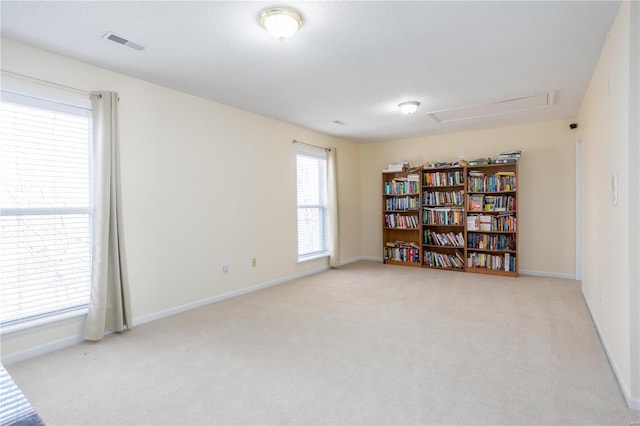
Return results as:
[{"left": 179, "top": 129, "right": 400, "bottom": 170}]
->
[
  {"left": 576, "top": 1, "right": 639, "bottom": 409},
  {"left": 359, "top": 120, "right": 577, "bottom": 277},
  {"left": 0, "top": 38, "right": 362, "bottom": 361}
]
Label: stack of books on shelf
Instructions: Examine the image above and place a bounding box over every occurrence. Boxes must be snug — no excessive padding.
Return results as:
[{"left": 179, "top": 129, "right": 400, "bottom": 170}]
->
[
  {"left": 385, "top": 241, "right": 421, "bottom": 263},
  {"left": 424, "top": 250, "right": 465, "bottom": 269},
  {"left": 468, "top": 158, "right": 491, "bottom": 166},
  {"left": 467, "top": 252, "right": 516, "bottom": 271},
  {"left": 384, "top": 176, "right": 419, "bottom": 195},
  {"left": 385, "top": 213, "right": 419, "bottom": 229},
  {"left": 424, "top": 170, "right": 464, "bottom": 186},
  {"left": 424, "top": 230, "right": 464, "bottom": 247},
  {"left": 494, "top": 150, "right": 521, "bottom": 164},
  {"left": 385, "top": 196, "right": 419, "bottom": 211},
  {"left": 423, "top": 207, "right": 464, "bottom": 225},
  {"left": 467, "top": 214, "right": 516, "bottom": 232},
  {"left": 424, "top": 160, "right": 469, "bottom": 168},
  {"left": 467, "top": 233, "right": 516, "bottom": 251},
  {"left": 423, "top": 190, "right": 464, "bottom": 206},
  {"left": 468, "top": 173, "right": 517, "bottom": 192},
  {"left": 478, "top": 195, "right": 517, "bottom": 212}
]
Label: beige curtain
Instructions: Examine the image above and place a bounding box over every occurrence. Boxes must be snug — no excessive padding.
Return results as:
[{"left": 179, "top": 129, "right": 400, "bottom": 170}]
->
[
  {"left": 327, "top": 148, "right": 340, "bottom": 268},
  {"left": 84, "top": 92, "right": 132, "bottom": 341}
]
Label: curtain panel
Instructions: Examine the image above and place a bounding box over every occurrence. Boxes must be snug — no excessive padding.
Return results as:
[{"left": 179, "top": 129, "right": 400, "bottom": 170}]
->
[
  {"left": 327, "top": 148, "right": 340, "bottom": 268},
  {"left": 84, "top": 92, "right": 132, "bottom": 341}
]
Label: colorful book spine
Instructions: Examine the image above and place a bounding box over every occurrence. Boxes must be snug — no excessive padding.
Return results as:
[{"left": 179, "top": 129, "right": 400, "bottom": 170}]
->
[
  {"left": 423, "top": 190, "right": 464, "bottom": 206},
  {"left": 424, "top": 171, "right": 464, "bottom": 187},
  {"left": 467, "top": 252, "right": 516, "bottom": 271},
  {"left": 385, "top": 196, "right": 419, "bottom": 211},
  {"left": 384, "top": 214, "right": 420, "bottom": 229},
  {"left": 423, "top": 207, "right": 464, "bottom": 225},
  {"left": 424, "top": 250, "right": 465, "bottom": 269}
]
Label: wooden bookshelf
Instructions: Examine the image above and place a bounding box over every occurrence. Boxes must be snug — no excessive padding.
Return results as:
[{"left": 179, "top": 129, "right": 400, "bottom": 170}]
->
[
  {"left": 382, "top": 170, "right": 422, "bottom": 267},
  {"left": 422, "top": 166, "right": 466, "bottom": 271},
  {"left": 465, "top": 163, "right": 518, "bottom": 276},
  {"left": 382, "top": 160, "right": 519, "bottom": 276}
]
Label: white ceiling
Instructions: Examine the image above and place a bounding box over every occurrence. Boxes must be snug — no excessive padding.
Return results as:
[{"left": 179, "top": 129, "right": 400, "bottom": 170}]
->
[{"left": 0, "top": 1, "right": 620, "bottom": 143}]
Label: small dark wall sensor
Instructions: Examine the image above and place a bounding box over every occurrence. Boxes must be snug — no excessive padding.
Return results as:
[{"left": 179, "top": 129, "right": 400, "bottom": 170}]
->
[{"left": 570, "top": 123, "right": 578, "bottom": 129}]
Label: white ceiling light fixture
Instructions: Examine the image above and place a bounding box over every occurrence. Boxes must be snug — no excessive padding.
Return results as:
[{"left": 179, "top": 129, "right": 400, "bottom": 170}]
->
[
  {"left": 398, "top": 101, "right": 420, "bottom": 114},
  {"left": 260, "top": 7, "right": 303, "bottom": 40}
]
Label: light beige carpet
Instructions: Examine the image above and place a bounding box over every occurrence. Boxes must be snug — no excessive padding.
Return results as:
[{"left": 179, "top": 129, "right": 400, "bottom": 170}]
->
[{"left": 5, "top": 261, "right": 639, "bottom": 425}]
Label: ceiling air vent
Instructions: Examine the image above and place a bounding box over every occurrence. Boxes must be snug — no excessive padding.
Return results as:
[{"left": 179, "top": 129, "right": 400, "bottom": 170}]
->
[
  {"left": 428, "top": 92, "right": 553, "bottom": 124},
  {"left": 103, "top": 32, "right": 146, "bottom": 51}
]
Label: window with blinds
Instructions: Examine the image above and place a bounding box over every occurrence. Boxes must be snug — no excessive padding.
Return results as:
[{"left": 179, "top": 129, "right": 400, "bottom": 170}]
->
[
  {"left": 0, "top": 91, "right": 92, "bottom": 326},
  {"left": 295, "top": 146, "right": 328, "bottom": 261}
]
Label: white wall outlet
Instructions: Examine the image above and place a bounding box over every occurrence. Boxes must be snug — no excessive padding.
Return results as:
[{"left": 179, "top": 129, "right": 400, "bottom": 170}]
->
[
  {"left": 459, "top": 151, "right": 465, "bottom": 160},
  {"left": 222, "top": 263, "right": 229, "bottom": 274}
]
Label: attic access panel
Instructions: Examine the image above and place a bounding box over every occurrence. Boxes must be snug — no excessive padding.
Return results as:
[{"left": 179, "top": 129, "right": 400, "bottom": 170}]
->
[{"left": 428, "top": 93, "right": 553, "bottom": 123}]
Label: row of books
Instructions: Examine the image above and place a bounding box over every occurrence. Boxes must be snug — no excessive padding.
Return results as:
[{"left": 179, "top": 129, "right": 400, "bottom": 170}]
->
[
  {"left": 384, "top": 241, "right": 421, "bottom": 263},
  {"left": 423, "top": 207, "right": 464, "bottom": 226},
  {"left": 424, "top": 230, "right": 464, "bottom": 247},
  {"left": 384, "top": 214, "right": 420, "bottom": 229},
  {"left": 468, "top": 194, "right": 516, "bottom": 212},
  {"left": 494, "top": 150, "right": 521, "bottom": 164},
  {"left": 467, "top": 233, "right": 516, "bottom": 251},
  {"left": 467, "top": 252, "right": 516, "bottom": 271},
  {"left": 424, "top": 250, "right": 465, "bottom": 269},
  {"left": 384, "top": 179, "right": 420, "bottom": 195},
  {"left": 385, "top": 196, "right": 420, "bottom": 211},
  {"left": 468, "top": 174, "right": 517, "bottom": 192},
  {"left": 424, "top": 161, "right": 467, "bottom": 168},
  {"left": 423, "top": 190, "right": 464, "bottom": 206},
  {"left": 467, "top": 214, "right": 517, "bottom": 232},
  {"left": 423, "top": 170, "right": 464, "bottom": 187}
]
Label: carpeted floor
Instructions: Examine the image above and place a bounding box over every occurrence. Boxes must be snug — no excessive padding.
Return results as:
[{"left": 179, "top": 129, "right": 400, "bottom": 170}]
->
[{"left": 5, "top": 261, "right": 639, "bottom": 425}]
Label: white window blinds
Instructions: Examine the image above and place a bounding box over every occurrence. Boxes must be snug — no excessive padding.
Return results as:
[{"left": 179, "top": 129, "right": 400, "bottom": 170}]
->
[
  {"left": 0, "top": 90, "right": 92, "bottom": 326},
  {"left": 295, "top": 146, "right": 328, "bottom": 261}
]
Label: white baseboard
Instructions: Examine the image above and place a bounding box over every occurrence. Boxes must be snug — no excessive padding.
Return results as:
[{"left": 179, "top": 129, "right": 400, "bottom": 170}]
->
[
  {"left": 133, "top": 265, "right": 329, "bottom": 327},
  {"left": 582, "top": 290, "right": 637, "bottom": 411},
  {"left": 520, "top": 269, "right": 577, "bottom": 280},
  {"left": 339, "top": 256, "right": 383, "bottom": 265},
  {"left": 345, "top": 261, "right": 578, "bottom": 280},
  {"left": 2, "top": 334, "right": 85, "bottom": 365}
]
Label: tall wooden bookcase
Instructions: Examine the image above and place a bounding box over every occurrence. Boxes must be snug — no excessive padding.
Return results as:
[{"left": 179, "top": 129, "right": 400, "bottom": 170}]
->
[
  {"left": 382, "top": 171, "right": 422, "bottom": 267},
  {"left": 422, "top": 166, "right": 466, "bottom": 271},
  {"left": 465, "top": 163, "right": 518, "bottom": 276},
  {"left": 382, "top": 162, "right": 518, "bottom": 276}
]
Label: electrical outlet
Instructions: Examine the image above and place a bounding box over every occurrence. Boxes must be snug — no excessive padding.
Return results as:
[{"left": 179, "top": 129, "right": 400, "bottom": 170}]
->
[
  {"left": 252, "top": 258, "right": 257, "bottom": 267},
  {"left": 459, "top": 151, "right": 465, "bottom": 160},
  {"left": 222, "top": 263, "right": 229, "bottom": 274}
]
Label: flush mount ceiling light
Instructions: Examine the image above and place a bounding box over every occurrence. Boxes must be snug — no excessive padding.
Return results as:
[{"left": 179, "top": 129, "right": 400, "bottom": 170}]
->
[
  {"left": 260, "top": 7, "right": 303, "bottom": 40},
  {"left": 398, "top": 101, "right": 420, "bottom": 114}
]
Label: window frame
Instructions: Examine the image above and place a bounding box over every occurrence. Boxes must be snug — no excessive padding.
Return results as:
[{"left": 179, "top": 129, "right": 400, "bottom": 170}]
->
[
  {"left": 295, "top": 145, "right": 329, "bottom": 262},
  {"left": 0, "top": 88, "right": 93, "bottom": 329}
]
